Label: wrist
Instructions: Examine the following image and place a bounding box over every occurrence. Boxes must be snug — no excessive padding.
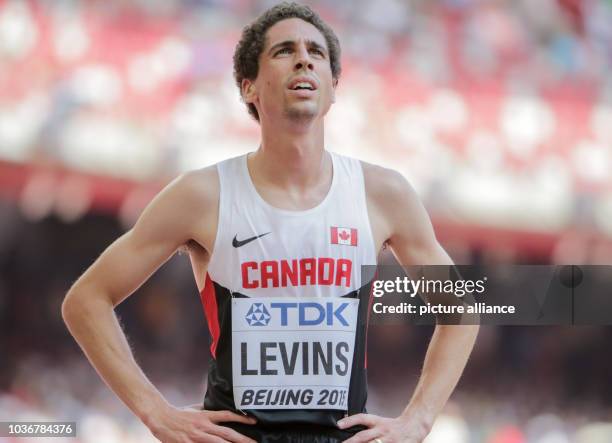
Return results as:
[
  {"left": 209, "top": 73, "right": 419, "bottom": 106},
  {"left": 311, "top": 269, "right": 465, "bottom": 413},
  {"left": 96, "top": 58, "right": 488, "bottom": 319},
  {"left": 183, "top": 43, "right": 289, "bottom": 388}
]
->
[
  {"left": 138, "top": 396, "right": 173, "bottom": 429},
  {"left": 399, "top": 405, "right": 436, "bottom": 434}
]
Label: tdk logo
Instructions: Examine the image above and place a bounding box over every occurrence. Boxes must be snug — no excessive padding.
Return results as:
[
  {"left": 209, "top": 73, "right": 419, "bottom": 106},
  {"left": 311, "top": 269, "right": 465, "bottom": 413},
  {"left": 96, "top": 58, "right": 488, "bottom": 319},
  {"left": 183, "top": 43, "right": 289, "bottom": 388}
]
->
[
  {"left": 245, "top": 303, "right": 271, "bottom": 326},
  {"left": 270, "top": 302, "right": 350, "bottom": 326}
]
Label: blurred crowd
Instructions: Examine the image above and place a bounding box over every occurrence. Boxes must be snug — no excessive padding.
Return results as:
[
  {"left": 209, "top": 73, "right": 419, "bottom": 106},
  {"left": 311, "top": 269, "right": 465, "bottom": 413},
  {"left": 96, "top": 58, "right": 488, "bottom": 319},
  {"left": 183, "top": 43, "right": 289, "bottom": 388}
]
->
[
  {"left": 1, "top": 0, "right": 612, "bottom": 236},
  {"left": 1, "top": 207, "right": 612, "bottom": 442},
  {"left": 2, "top": 0, "right": 612, "bottom": 442}
]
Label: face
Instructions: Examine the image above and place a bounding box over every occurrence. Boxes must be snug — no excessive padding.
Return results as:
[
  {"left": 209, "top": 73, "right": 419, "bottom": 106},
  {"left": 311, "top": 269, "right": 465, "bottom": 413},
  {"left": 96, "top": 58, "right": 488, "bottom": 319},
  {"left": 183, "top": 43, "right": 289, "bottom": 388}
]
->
[{"left": 242, "top": 18, "right": 337, "bottom": 124}]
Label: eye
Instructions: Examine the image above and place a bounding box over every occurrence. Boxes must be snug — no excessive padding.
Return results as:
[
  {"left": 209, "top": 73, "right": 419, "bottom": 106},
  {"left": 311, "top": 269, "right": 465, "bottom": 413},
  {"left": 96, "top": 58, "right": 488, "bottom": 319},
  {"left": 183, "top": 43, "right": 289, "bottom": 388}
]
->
[
  {"left": 274, "top": 47, "right": 292, "bottom": 56},
  {"left": 310, "top": 48, "right": 325, "bottom": 57}
]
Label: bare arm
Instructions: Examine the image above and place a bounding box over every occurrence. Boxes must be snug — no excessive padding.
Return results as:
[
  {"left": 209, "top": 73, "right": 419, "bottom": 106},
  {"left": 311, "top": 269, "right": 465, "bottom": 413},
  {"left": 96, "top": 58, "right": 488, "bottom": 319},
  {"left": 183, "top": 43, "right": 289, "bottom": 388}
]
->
[
  {"left": 62, "top": 168, "right": 255, "bottom": 443},
  {"left": 378, "top": 169, "right": 478, "bottom": 433},
  {"left": 340, "top": 165, "right": 479, "bottom": 443}
]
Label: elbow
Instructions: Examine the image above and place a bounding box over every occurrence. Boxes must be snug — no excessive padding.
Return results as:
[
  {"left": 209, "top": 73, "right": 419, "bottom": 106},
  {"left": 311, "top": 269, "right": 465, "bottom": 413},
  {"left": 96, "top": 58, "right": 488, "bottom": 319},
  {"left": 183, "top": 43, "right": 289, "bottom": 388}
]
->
[
  {"left": 465, "top": 324, "right": 480, "bottom": 344},
  {"left": 61, "top": 282, "right": 115, "bottom": 328},
  {"left": 61, "top": 286, "right": 83, "bottom": 328},
  {"left": 61, "top": 282, "right": 96, "bottom": 327}
]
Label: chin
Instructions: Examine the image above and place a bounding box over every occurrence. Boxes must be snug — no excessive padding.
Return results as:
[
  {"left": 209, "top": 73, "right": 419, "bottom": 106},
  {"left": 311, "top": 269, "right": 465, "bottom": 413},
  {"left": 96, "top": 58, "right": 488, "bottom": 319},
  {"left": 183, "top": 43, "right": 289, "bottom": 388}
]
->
[{"left": 284, "top": 103, "right": 319, "bottom": 121}]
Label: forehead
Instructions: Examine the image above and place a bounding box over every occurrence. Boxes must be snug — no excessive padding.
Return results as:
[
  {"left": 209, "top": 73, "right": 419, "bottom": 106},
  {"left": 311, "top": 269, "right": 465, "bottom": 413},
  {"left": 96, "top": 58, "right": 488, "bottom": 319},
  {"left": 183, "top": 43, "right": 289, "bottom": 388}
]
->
[{"left": 264, "top": 18, "right": 328, "bottom": 49}]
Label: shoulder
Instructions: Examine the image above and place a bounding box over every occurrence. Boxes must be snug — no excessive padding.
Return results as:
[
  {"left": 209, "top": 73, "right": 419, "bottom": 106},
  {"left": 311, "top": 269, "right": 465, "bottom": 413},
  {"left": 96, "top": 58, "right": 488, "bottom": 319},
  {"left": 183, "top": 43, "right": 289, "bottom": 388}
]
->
[
  {"left": 359, "top": 161, "right": 449, "bottom": 265},
  {"left": 360, "top": 161, "right": 418, "bottom": 207},
  {"left": 135, "top": 165, "right": 219, "bottom": 243},
  {"left": 360, "top": 161, "right": 436, "bottom": 246},
  {"left": 332, "top": 153, "right": 413, "bottom": 198},
  {"left": 167, "top": 164, "right": 219, "bottom": 229},
  {"left": 144, "top": 165, "right": 218, "bottom": 219},
  {"left": 171, "top": 164, "right": 219, "bottom": 207},
  {"left": 167, "top": 165, "right": 220, "bottom": 252},
  {"left": 358, "top": 161, "right": 423, "bottom": 247}
]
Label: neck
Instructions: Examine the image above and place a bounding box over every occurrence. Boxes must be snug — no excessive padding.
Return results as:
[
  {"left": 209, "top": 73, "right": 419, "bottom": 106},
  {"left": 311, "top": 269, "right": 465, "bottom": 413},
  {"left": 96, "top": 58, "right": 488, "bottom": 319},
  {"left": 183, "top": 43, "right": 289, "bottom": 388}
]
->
[{"left": 251, "top": 118, "right": 327, "bottom": 188}]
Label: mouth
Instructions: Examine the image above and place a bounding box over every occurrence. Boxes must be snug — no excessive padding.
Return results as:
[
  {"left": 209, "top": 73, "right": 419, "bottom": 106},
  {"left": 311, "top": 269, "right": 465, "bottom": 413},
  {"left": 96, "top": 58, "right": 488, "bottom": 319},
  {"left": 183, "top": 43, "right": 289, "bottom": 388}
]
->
[{"left": 287, "top": 77, "right": 318, "bottom": 92}]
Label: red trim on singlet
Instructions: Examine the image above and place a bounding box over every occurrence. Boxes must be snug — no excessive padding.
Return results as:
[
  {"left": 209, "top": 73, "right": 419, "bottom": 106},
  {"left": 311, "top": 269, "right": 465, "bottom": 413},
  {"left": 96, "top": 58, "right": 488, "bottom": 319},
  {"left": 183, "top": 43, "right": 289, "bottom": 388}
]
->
[
  {"left": 200, "top": 273, "right": 220, "bottom": 359},
  {"left": 364, "top": 271, "right": 378, "bottom": 369}
]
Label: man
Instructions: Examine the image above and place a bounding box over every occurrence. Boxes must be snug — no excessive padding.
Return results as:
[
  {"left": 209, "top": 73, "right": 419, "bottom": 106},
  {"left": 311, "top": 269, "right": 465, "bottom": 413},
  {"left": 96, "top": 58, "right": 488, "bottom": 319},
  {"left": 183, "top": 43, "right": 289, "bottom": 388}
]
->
[{"left": 62, "top": 3, "right": 479, "bottom": 442}]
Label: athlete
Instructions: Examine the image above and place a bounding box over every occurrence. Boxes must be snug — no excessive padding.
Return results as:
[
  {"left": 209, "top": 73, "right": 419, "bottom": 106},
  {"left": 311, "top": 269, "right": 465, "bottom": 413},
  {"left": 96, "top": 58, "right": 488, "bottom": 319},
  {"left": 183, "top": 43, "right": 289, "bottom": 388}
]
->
[{"left": 62, "top": 3, "right": 479, "bottom": 442}]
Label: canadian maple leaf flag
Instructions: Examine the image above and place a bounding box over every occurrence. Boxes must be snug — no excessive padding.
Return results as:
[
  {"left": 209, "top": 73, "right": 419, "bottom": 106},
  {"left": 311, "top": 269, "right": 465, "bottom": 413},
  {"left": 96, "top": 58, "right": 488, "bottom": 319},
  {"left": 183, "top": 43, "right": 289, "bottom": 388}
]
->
[{"left": 331, "top": 226, "right": 358, "bottom": 246}]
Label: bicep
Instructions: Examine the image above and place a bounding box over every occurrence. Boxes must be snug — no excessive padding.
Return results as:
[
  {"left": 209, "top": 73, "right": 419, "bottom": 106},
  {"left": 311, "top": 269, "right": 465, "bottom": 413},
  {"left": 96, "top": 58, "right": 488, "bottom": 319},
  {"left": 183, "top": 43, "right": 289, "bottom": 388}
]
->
[
  {"left": 382, "top": 173, "right": 452, "bottom": 266},
  {"left": 70, "top": 176, "right": 201, "bottom": 306},
  {"left": 75, "top": 229, "right": 178, "bottom": 307}
]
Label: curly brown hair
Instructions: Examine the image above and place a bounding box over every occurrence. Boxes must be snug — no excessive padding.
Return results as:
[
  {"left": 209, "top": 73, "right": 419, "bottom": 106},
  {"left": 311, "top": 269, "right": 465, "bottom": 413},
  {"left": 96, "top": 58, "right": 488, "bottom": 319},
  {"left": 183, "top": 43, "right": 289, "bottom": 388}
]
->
[{"left": 233, "top": 2, "right": 342, "bottom": 122}]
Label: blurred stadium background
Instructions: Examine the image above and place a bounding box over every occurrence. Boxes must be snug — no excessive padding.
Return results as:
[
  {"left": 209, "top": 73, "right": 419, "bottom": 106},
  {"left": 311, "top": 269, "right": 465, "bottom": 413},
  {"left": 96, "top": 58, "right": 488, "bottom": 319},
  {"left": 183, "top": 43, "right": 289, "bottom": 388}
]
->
[{"left": 1, "top": 0, "right": 612, "bottom": 441}]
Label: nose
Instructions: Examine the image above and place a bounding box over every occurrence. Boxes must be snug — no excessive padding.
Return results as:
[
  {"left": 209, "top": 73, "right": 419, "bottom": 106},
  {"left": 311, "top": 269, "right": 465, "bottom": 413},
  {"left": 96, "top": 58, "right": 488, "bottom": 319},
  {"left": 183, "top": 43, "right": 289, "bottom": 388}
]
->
[{"left": 294, "top": 44, "right": 314, "bottom": 72}]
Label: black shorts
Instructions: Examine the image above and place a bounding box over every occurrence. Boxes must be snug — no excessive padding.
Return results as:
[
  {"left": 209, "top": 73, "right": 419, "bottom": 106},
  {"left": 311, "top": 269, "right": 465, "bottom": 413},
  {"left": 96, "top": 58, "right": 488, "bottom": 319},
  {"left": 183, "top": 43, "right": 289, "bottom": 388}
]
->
[{"left": 225, "top": 422, "right": 367, "bottom": 442}]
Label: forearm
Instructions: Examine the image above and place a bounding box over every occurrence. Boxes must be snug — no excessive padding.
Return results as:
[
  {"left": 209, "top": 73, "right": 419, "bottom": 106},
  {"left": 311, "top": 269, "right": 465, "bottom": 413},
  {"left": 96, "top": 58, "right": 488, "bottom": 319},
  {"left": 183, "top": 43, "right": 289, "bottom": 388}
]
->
[
  {"left": 62, "top": 287, "right": 169, "bottom": 424},
  {"left": 401, "top": 324, "right": 479, "bottom": 429}
]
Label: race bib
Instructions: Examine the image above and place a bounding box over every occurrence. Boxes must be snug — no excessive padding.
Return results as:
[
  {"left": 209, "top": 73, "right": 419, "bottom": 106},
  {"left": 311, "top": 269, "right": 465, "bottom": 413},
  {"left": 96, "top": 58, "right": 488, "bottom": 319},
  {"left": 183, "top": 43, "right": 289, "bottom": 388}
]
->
[{"left": 231, "top": 297, "right": 359, "bottom": 410}]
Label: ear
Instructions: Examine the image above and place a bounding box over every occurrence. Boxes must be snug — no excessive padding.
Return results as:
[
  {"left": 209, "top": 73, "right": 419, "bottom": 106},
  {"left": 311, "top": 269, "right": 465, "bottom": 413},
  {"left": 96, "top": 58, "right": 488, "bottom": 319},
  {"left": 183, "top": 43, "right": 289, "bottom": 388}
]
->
[
  {"left": 241, "top": 78, "right": 257, "bottom": 103},
  {"left": 331, "top": 78, "right": 338, "bottom": 104}
]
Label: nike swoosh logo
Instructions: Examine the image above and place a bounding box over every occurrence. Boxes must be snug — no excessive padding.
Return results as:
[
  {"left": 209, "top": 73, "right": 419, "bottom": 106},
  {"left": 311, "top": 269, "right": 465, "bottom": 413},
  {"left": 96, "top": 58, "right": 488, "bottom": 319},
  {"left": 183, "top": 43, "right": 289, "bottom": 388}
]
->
[{"left": 232, "top": 232, "right": 271, "bottom": 248}]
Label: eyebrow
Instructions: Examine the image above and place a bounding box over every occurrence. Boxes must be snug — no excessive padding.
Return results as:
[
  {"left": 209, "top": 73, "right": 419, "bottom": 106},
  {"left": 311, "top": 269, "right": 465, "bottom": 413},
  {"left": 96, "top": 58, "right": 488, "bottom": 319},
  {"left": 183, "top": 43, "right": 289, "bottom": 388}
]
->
[{"left": 267, "top": 39, "right": 328, "bottom": 56}]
